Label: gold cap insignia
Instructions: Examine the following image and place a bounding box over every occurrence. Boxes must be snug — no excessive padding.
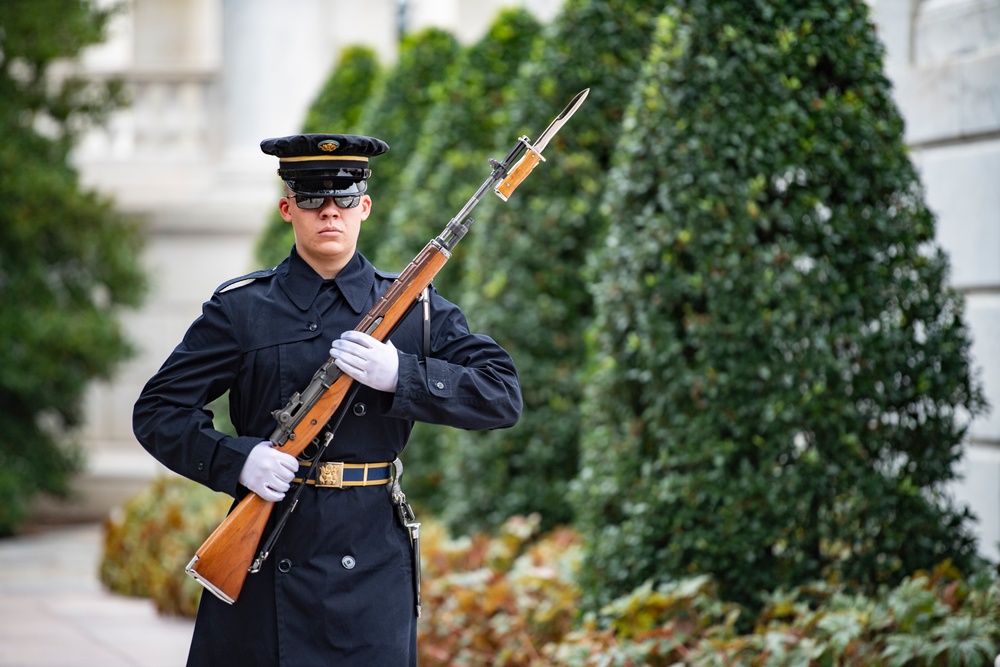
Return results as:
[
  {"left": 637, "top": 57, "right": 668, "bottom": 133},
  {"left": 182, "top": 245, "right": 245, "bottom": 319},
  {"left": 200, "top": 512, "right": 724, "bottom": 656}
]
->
[{"left": 318, "top": 140, "right": 340, "bottom": 152}]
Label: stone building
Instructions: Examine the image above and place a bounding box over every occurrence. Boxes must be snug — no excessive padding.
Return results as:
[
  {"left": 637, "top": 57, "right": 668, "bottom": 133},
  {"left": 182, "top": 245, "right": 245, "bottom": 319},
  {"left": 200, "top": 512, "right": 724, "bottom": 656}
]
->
[
  {"left": 870, "top": 0, "right": 1000, "bottom": 560},
  {"left": 58, "top": 0, "right": 1000, "bottom": 560}
]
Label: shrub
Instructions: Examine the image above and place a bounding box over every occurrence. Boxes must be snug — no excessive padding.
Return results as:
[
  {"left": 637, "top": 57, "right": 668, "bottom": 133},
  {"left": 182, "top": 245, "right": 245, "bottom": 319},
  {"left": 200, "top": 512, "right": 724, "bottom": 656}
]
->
[
  {"left": 100, "top": 475, "right": 230, "bottom": 617},
  {"left": 351, "top": 27, "right": 461, "bottom": 262},
  {"left": 418, "top": 514, "right": 582, "bottom": 665},
  {"left": 377, "top": 7, "right": 543, "bottom": 283},
  {"left": 101, "top": 480, "right": 1000, "bottom": 666},
  {"left": 574, "top": 0, "right": 988, "bottom": 617},
  {"left": 0, "top": 1, "right": 146, "bottom": 534},
  {"left": 441, "top": 0, "right": 672, "bottom": 536},
  {"left": 376, "top": 7, "right": 543, "bottom": 515},
  {"left": 547, "top": 562, "right": 1000, "bottom": 666},
  {"left": 302, "top": 45, "right": 381, "bottom": 135}
]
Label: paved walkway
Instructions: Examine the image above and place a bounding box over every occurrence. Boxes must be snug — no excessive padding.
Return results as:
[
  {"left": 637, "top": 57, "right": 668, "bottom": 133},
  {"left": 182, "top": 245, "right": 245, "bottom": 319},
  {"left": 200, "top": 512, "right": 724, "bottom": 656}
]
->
[{"left": 0, "top": 523, "right": 194, "bottom": 667}]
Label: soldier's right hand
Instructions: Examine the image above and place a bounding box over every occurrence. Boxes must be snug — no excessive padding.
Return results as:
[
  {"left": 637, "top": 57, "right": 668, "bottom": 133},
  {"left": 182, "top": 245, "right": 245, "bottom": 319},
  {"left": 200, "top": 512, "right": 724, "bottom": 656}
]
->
[{"left": 238, "top": 441, "right": 298, "bottom": 502}]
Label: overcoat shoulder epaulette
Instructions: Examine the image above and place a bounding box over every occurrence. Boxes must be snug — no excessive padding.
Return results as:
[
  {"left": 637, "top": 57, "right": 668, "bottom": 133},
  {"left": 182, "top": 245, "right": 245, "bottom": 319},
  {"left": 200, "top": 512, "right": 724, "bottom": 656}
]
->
[{"left": 215, "top": 267, "right": 278, "bottom": 294}]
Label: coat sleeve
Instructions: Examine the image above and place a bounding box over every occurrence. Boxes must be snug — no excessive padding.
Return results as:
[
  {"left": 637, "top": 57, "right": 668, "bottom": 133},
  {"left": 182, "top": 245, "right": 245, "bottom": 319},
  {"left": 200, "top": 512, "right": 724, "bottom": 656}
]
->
[
  {"left": 132, "top": 295, "right": 261, "bottom": 496},
  {"left": 385, "top": 289, "right": 522, "bottom": 430}
]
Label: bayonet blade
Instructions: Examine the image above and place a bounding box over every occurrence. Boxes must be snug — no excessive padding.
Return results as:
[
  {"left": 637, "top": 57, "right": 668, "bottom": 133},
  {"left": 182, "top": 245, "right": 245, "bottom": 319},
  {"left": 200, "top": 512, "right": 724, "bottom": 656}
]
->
[
  {"left": 533, "top": 88, "right": 590, "bottom": 154},
  {"left": 493, "top": 88, "right": 590, "bottom": 201}
]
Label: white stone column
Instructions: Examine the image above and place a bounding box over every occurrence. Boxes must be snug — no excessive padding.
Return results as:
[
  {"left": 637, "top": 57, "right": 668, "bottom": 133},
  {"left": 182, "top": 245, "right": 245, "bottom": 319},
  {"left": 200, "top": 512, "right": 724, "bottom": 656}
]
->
[{"left": 871, "top": 0, "right": 1000, "bottom": 560}]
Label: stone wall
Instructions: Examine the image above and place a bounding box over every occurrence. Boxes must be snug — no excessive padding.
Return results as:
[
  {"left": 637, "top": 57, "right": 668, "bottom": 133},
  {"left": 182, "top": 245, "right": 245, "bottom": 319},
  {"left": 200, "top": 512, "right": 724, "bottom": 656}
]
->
[{"left": 869, "top": 0, "right": 1000, "bottom": 560}]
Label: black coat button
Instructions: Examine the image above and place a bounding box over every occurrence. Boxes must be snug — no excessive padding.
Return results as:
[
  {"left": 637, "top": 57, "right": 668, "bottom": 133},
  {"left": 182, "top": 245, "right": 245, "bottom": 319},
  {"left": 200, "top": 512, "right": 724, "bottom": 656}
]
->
[
  {"left": 278, "top": 559, "right": 292, "bottom": 573},
  {"left": 353, "top": 402, "right": 367, "bottom": 416}
]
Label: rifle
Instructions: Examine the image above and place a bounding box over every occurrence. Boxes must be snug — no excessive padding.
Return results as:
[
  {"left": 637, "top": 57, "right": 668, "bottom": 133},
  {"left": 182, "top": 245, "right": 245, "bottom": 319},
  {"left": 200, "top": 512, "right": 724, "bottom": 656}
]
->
[{"left": 185, "top": 88, "right": 590, "bottom": 604}]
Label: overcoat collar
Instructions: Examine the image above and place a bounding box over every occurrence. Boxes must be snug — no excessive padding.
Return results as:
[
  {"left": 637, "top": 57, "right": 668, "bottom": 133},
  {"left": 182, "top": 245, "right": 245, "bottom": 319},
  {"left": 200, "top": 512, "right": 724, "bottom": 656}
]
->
[{"left": 278, "top": 247, "right": 374, "bottom": 315}]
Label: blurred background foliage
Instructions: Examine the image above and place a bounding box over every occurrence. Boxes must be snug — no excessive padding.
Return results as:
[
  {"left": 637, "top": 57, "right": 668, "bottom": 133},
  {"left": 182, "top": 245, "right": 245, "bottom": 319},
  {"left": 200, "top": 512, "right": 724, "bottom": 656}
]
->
[
  {"left": 104, "top": 476, "right": 1000, "bottom": 665},
  {"left": 441, "top": 0, "right": 675, "bottom": 535},
  {"left": 351, "top": 26, "right": 462, "bottom": 259},
  {"left": 0, "top": 0, "right": 146, "bottom": 535},
  {"left": 30, "top": 0, "right": 988, "bottom": 659},
  {"left": 101, "top": 476, "right": 230, "bottom": 617},
  {"left": 573, "top": 0, "right": 986, "bottom": 617}
]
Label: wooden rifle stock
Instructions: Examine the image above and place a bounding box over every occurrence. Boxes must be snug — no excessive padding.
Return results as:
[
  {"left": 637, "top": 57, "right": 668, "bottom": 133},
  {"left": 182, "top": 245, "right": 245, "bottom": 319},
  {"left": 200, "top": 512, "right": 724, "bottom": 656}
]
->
[
  {"left": 185, "top": 493, "right": 272, "bottom": 603},
  {"left": 186, "top": 245, "right": 448, "bottom": 604},
  {"left": 184, "top": 89, "right": 589, "bottom": 605}
]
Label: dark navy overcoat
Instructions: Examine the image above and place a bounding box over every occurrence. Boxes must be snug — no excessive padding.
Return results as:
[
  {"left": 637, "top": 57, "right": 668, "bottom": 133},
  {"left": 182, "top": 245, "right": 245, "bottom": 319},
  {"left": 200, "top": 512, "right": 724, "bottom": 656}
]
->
[{"left": 133, "top": 247, "right": 522, "bottom": 666}]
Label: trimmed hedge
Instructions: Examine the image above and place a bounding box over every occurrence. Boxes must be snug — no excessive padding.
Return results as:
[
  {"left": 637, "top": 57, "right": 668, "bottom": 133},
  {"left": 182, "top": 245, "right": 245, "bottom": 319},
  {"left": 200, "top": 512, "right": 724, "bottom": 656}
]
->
[
  {"left": 440, "top": 0, "right": 673, "bottom": 536},
  {"left": 573, "top": 0, "right": 987, "bottom": 616},
  {"left": 351, "top": 27, "right": 461, "bottom": 263},
  {"left": 372, "top": 8, "right": 544, "bottom": 513},
  {"left": 302, "top": 45, "right": 381, "bottom": 135}
]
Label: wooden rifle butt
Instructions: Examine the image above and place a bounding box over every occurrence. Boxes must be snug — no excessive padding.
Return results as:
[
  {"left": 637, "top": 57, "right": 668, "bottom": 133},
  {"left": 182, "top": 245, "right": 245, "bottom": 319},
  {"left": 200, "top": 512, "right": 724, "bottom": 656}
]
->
[{"left": 186, "top": 492, "right": 274, "bottom": 604}]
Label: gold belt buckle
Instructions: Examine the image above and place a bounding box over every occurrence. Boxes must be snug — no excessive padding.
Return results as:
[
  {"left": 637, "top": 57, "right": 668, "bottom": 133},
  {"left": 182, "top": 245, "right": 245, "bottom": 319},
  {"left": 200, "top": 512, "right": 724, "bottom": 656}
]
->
[{"left": 316, "top": 461, "right": 344, "bottom": 488}]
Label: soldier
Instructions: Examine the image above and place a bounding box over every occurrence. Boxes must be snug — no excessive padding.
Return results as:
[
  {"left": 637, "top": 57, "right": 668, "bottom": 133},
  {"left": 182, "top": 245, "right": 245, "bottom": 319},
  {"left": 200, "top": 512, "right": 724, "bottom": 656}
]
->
[{"left": 133, "top": 134, "right": 522, "bottom": 666}]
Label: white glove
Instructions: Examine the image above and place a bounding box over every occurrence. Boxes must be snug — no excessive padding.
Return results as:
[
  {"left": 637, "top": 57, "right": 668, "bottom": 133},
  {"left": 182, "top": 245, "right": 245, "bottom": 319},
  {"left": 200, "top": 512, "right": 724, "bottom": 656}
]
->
[
  {"left": 329, "top": 330, "right": 399, "bottom": 392},
  {"left": 238, "top": 441, "right": 298, "bottom": 502}
]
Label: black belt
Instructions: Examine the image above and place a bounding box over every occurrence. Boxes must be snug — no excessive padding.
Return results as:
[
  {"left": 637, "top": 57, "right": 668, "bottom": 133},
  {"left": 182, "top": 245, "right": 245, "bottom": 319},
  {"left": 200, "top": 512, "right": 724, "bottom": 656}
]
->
[{"left": 292, "top": 461, "right": 393, "bottom": 488}]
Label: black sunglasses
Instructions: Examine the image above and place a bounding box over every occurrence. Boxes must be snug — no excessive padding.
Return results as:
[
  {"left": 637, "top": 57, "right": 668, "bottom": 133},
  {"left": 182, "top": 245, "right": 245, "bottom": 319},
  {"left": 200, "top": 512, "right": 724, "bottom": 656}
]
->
[{"left": 286, "top": 194, "right": 361, "bottom": 210}]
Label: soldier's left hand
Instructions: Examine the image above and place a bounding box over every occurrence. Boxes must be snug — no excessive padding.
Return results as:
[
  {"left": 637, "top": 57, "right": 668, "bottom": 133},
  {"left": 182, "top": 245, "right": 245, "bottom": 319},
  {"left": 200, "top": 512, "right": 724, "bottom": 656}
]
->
[{"left": 330, "top": 330, "right": 399, "bottom": 392}]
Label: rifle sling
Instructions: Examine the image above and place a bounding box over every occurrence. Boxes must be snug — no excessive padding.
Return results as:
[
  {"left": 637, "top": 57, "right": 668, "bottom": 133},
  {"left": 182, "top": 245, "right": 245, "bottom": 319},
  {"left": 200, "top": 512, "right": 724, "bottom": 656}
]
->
[
  {"left": 251, "top": 382, "right": 361, "bottom": 573},
  {"left": 251, "top": 287, "right": 429, "bottom": 572}
]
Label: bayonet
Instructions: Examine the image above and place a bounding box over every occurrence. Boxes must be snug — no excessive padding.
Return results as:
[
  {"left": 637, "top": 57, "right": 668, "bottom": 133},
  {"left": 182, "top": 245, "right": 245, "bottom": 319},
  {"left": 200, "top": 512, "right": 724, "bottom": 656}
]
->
[{"left": 495, "top": 88, "right": 590, "bottom": 201}]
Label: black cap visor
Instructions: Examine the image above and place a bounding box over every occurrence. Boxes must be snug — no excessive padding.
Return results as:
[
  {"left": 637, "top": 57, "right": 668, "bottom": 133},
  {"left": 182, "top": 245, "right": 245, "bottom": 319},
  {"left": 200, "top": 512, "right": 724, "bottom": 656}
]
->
[{"left": 283, "top": 176, "right": 368, "bottom": 198}]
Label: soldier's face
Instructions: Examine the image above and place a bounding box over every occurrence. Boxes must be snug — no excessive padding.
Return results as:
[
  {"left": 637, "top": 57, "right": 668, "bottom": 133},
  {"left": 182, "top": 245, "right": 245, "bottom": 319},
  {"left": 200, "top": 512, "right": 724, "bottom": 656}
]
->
[{"left": 279, "top": 194, "right": 372, "bottom": 277}]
